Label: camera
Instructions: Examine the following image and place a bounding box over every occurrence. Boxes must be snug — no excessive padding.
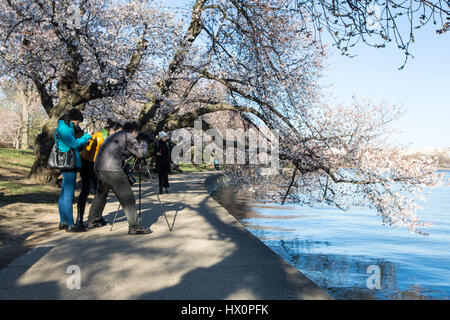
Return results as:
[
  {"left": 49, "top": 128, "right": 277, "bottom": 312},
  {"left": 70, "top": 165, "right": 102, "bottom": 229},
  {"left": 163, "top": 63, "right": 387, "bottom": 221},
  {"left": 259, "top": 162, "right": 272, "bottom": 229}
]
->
[
  {"left": 136, "top": 132, "right": 153, "bottom": 144},
  {"left": 123, "top": 163, "right": 136, "bottom": 185}
]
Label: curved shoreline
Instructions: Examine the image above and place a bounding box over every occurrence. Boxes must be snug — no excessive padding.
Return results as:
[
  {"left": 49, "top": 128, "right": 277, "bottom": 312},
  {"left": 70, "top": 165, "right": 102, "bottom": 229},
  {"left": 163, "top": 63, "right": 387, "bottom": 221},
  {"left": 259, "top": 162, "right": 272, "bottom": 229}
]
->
[
  {"left": 204, "top": 173, "right": 258, "bottom": 220},
  {"left": 204, "top": 172, "right": 333, "bottom": 299}
]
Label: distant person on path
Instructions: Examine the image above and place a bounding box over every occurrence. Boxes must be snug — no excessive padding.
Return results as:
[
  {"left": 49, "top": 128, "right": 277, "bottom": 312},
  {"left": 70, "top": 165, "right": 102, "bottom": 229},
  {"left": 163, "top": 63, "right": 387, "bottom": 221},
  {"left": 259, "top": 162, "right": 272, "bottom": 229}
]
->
[
  {"left": 214, "top": 158, "right": 220, "bottom": 171},
  {"left": 55, "top": 109, "right": 91, "bottom": 232},
  {"left": 76, "top": 120, "right": 122, "bottom": 230},
  {"left": 154, "top": 131, "right": 172, "bottom": 194},
  {"left": 87, "top": 121, "right": 152, "bottom": 235}
]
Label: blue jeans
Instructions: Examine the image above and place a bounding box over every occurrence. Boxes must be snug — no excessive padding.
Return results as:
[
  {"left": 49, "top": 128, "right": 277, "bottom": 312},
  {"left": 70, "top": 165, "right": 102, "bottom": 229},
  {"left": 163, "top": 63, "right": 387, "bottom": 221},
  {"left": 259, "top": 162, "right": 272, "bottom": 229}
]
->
[{"left": 58, "top": 171, "right": 77, "bottom": 226}]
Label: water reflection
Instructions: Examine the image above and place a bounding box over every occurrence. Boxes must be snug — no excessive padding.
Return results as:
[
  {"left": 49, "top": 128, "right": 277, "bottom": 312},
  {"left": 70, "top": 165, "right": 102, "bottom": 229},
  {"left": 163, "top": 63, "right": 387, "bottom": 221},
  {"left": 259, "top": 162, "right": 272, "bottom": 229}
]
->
[
  {"left": 212, "top": 186, "right": 258, "bottom": 220},
  {"left": 256, "top": 236, "right": 399, "bottom": 299},
  {"left": 211, "top": 180, "right": 450, "bottom": 300}
]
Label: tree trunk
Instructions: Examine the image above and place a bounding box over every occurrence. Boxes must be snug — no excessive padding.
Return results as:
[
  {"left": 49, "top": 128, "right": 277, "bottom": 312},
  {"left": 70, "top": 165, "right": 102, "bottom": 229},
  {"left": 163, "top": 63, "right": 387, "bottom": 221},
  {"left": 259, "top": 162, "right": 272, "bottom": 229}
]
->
[
  {"left": 28, "top": 86, "right": 89, "bottom": 182},
  {"left": 21, "top": 102, "right": 29, "bottom": 150},
  {"left": 28, "top": 117, "right": 60, "bottom": 183}
]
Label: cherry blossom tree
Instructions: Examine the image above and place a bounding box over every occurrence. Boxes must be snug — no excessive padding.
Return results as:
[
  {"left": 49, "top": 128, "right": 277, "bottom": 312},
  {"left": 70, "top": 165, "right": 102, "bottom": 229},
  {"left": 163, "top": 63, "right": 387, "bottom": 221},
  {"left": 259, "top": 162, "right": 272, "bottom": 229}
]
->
[
  {"left": 0, "top": 0, "right": 447, "bottom": 232},
  {"left": 134, "top": 0, "right": 444, "bottom": 234},
  {"left": 0, "top": 0, "right": 180, "bottom": 181},
  {"left": 0, "top": 91, "right": 21, "bottom": 146},
  {"left": 0, "top": 78, "right": 45, "bottom": 148},
  {"left": 224, "top": 98, "right": 443, "bottom": 234}
]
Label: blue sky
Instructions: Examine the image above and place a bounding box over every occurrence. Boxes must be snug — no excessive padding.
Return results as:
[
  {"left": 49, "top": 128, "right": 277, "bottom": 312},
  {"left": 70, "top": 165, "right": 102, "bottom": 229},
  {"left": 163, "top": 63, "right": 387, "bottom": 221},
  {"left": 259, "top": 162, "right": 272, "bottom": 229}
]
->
[
  {"left": 163, "top": 0, "right": 449, "bottom": 150},
  {"left": 320, "top": 22, "right": 450, "bottom": 150}
]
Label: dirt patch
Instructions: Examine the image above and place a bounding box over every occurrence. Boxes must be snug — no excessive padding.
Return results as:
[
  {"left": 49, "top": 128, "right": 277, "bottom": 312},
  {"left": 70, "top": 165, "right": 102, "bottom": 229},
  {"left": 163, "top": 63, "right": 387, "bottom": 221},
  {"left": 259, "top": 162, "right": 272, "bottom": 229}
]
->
[
  {"left": 0, "top": 149, "right": 62, "bottom": 270},
  {"left": 0, "top": 204, "right": 60, "bottom": 269}
]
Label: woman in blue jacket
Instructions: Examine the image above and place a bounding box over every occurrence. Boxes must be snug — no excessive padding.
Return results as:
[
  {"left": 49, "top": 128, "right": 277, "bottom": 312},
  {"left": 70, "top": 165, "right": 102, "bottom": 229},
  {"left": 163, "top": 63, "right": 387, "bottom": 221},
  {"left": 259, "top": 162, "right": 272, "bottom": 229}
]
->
[{"left": 55, "top": 109, "right": 91, "bottom": 232}]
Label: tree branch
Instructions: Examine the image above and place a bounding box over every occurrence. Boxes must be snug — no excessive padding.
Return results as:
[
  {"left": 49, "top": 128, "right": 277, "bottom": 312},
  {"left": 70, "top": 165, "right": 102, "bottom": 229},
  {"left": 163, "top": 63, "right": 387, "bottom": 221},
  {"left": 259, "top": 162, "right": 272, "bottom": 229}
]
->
[{"left": 139, "top": 0, "right": 207, "bottom": 126}]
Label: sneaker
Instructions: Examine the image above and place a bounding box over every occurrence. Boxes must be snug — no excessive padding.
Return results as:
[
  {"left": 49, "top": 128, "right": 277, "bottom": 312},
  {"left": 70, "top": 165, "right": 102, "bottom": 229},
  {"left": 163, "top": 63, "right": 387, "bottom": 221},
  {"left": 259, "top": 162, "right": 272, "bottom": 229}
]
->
[
  {"left": 76, "top": 222, "right": 88, "bottom": 232},
  {"left": 66, "top": 225, "right": 87, "bottom": 233},
  {"left": 59, "top": 223, "right": 68, "bottom": 230},
  {"left": 128, "top": 226, "right": 152, "bottom": 235},
  {"left": 99, "top": 217, "right": 109, "bottom": 226},
  {"left": 86, "top": 222, "right": 103, "bottom": 230}
]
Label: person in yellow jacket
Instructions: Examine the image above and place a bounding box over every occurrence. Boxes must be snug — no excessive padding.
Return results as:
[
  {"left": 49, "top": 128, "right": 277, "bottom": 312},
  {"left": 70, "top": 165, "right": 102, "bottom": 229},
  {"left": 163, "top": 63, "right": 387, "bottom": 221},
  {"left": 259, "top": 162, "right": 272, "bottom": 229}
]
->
[{"left": 75, "top": 120, "right": 122, "bottom": 230}]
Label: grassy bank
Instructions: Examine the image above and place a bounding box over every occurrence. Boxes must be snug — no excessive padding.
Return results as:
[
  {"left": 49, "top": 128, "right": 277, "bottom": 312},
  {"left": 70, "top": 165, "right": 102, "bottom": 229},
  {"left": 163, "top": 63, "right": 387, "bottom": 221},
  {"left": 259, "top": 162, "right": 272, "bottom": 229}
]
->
[{"left": 0, "top": 147, "right": 59, "bottom": 203}]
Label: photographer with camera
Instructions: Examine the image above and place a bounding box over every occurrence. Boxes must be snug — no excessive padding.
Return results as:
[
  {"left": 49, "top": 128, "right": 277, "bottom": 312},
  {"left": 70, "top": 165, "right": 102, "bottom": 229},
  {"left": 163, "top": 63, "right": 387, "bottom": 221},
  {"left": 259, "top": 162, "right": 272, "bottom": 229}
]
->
[{"left": 86, "top": 121, "right": 153, "bottom": 235}]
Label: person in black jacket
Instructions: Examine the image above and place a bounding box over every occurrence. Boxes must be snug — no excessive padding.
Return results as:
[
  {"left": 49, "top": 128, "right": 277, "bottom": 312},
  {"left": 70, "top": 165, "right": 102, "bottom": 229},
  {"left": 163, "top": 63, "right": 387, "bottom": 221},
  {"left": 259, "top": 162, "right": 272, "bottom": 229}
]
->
[{"left": 154, "top": 131, "right": 172, "bottom": 194}]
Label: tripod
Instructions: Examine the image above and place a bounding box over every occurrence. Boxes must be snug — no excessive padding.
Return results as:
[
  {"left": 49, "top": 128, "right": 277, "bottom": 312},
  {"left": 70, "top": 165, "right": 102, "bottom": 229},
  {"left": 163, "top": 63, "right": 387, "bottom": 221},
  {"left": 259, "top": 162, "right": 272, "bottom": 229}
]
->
[{"left": 109, "top": 157, "right": 172, "bottom": 232}]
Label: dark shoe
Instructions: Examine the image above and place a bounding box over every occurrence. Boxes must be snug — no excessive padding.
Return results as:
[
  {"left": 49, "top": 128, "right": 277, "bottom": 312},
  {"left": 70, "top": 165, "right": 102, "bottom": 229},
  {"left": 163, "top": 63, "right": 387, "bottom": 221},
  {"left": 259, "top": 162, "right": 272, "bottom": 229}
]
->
[
  {"left": 76, "top": 222, "right": 88, "bottom": 232},
  {"left": 165, "top": 188, "right": 169, "bottom": 194},
  {"left": 59, "top": 223, "right": 68, "bottom": 230},
  {"left": 66, "top": 225, "right": 86, "bottom": 233},
  {"left": 128, "top": 226, "right": 152, "bottom": 235},
  {"left": 159, "top": 188, "right": 164, "bottom": 194},
  {"left": 99, "top": 217, "right": 108, "bottom": 226},
  {"left": 86, "top": 222, "right": 103, "bottom": 230}
]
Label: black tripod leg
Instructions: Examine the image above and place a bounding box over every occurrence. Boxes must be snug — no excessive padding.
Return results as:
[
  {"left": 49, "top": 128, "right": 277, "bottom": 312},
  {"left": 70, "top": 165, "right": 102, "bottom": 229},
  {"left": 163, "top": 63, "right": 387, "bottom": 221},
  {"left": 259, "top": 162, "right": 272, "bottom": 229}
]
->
[
  {"left": 144, "top": 164, "right": 172, "bottom": 231},
  {"left": 138, "top": 170, "right": 143, "bottom": 225}
]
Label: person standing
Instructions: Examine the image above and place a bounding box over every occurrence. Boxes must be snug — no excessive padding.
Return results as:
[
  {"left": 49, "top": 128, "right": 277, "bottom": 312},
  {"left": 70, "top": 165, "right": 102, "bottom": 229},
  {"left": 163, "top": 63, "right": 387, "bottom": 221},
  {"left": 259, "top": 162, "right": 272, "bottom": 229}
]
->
[
  {"left": 87, "top": 121, "right": 152, "bottom": 235},
  {"left": 76, "top": 120, "right": 122, "bottom": 230},
  {"left": 55, "top": 109, "right": 91, "bottom": 232},
  {"left": 214, "top": 158, "right": 220, "bottom": 171},
  {"left": 154, "top": 131, "right": 172, "bottom": 194}
]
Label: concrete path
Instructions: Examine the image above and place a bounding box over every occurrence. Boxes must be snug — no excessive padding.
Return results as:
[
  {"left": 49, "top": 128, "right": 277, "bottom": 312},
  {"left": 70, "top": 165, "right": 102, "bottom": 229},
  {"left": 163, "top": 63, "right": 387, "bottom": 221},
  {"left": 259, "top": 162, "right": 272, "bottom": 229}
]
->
[{"left": 0, "top": 172, "right": 332, "bottom": 300}]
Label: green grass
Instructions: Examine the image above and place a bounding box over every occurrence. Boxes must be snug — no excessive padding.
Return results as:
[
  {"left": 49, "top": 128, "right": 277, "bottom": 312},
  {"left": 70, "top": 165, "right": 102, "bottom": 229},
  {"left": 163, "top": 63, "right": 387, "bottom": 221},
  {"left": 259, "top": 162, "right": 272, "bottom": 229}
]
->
[
  {"left": 0, "top": 147, "right": 59, "bottom": 203},
  {"left": 0, "top": 147, "right": 35, "bottom": 167},
  {"left": 0, "top": 147, "right": 36, "bottom": 195},
  {"left": 0, "top": 180, "right": 52, "bottom": 196}
]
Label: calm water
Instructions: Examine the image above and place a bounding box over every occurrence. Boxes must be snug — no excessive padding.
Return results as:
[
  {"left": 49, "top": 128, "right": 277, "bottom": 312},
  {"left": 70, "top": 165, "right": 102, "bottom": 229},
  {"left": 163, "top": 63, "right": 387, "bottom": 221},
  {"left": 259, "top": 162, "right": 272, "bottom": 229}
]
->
[{"left": 214, "top": 170, "right": 450, "bottom": 299}]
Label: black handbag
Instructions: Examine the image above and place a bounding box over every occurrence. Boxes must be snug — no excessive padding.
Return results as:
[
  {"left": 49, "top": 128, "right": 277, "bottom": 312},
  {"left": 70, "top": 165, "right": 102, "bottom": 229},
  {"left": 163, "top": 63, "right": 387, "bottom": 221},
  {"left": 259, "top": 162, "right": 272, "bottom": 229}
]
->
[{"left": 48, "top": 132, "right": 76, "bottom": 171}]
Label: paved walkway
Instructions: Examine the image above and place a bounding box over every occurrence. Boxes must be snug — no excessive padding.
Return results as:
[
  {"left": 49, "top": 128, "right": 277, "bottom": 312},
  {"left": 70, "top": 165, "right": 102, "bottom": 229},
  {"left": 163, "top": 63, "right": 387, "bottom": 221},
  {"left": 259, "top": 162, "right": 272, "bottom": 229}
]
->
[{"left": 0, "top": 172, "right": 332, "bottom": 300}]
